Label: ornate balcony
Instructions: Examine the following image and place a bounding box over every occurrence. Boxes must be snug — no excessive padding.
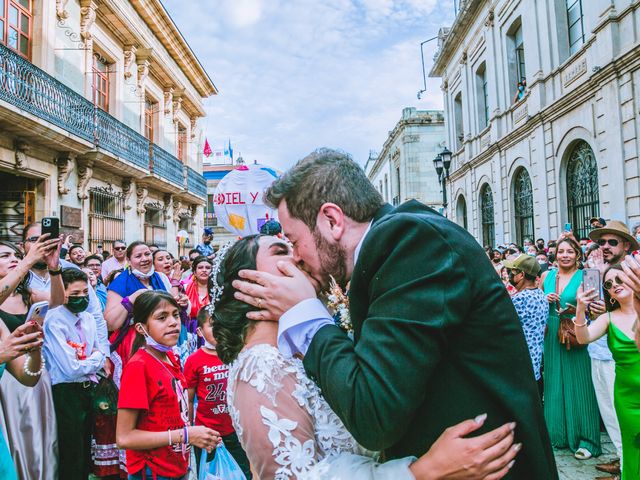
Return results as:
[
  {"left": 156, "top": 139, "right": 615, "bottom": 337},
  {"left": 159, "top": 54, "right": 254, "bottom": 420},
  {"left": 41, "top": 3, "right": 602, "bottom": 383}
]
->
[
  {"left": 150, "top": 144, "right": 185, "bottom": 188},
  {"left": 186, "top": 166, "right": 207, "bottom": 199},
  {"left": 95, "top": 109, "right": 150, "bottom": 171}
]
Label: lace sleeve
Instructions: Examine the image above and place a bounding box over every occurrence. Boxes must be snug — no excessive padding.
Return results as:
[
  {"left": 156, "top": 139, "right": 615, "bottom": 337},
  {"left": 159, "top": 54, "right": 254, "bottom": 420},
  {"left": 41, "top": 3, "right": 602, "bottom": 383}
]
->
[{"left": 231, "top": 362, "right": 320, "bottom": 479}]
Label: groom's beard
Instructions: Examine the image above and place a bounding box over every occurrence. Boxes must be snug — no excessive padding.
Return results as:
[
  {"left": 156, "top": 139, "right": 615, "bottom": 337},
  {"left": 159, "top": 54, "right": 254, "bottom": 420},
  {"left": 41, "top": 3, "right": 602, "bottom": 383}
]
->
[{"left": 312, "top": 229, "right": 348, "bottom": 290}]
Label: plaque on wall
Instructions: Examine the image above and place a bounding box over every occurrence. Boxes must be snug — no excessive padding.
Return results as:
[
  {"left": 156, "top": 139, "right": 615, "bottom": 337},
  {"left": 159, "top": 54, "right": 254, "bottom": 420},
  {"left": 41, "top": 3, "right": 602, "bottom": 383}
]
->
[{"left": 60, "top": 206, "right": 82, "bottom": 228}]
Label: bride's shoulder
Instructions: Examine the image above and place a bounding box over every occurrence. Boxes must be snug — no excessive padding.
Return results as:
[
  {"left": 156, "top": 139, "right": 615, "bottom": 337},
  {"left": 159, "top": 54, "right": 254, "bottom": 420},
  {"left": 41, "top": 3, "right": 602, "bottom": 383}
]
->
[{"left": 229, "top": 344, "right": 300, "bottom": 398}]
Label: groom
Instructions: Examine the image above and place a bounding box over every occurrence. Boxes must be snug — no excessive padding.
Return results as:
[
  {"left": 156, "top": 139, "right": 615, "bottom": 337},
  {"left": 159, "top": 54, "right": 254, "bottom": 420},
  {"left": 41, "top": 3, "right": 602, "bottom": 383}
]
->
[{"left": 234, "top": 149, "right": 557, "bottom": 479}]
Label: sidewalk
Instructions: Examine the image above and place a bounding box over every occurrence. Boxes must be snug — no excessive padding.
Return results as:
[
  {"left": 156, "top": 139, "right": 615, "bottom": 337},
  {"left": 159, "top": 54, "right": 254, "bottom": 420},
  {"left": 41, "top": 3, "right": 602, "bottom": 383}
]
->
[{"left": 555, "top": 433, "right": 618, "bottom": 479}]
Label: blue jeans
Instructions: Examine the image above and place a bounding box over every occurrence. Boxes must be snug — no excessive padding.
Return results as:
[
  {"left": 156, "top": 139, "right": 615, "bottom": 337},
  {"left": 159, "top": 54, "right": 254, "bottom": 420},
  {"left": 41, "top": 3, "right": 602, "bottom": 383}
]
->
[{"left": 128, "top": 466, "right": 187, "bottom": 480}]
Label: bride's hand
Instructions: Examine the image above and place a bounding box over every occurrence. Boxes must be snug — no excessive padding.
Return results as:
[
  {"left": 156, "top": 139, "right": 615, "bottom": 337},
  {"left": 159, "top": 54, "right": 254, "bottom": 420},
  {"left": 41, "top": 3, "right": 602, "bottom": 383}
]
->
[
  {"left": 409, "top": 415, "right": 520, "bottom": 480},
  {"left": 232, "top": 261, "right": 317, "bottom": 321}
]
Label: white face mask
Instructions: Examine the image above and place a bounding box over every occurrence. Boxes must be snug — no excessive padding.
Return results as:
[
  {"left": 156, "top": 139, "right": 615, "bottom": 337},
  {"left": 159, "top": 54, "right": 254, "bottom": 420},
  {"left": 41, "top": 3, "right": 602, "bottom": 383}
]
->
[
  {"left": 203, "top": 340, "right": 216, "bottom": 351},
  {"left": 132, "top": 265, "right": 155, "bottom": 279}
]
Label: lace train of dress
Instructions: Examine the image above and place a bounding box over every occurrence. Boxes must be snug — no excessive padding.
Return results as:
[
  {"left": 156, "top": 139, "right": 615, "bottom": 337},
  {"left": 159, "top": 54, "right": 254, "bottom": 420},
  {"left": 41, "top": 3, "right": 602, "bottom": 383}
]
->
[{"left": 227, "top": 344, "right": 415, "bottom": 480}]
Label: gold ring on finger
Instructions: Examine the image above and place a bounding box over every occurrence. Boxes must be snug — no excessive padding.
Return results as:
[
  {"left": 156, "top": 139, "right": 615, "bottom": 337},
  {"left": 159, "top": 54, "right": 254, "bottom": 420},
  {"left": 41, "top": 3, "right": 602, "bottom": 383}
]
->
[{"left": 257, "top": 298, "right": 262, "bottom": 309}]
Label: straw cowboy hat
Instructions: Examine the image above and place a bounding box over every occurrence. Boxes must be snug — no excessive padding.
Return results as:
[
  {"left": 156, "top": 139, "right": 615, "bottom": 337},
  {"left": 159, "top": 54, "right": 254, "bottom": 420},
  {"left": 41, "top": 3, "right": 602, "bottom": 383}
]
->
[{"left": 588, "top": 219, "right": 639, "bottom": 251}]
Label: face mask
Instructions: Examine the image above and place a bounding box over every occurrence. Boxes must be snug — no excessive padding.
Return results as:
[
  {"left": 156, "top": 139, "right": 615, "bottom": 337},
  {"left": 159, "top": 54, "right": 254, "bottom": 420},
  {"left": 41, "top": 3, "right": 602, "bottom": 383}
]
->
[
  {"left": 548, "top": 254, "right": 556, "bottom": 263},
  {"left": 140, "top": 326, "right": 173, "bottom": 353},
  {"left": 581, "top": 246, "right": 588, "bottom": 253},
  {"left": 131, "top": 266, "right": 155, "bottom": 279},
  {"left": 203, "top": 340, "right": 216, "bottom": 350},
  {"left": 33, "top": 261, "right": 47, "bottom": 270},
  {"left": 636, "top": 235, "right": 640, "bottom": 243},
  {"left": 66, "top": 295, "right": 89, "bottom": 314},
  {"left": 537, "top": 260, "right": 548, "bottom": 266}
]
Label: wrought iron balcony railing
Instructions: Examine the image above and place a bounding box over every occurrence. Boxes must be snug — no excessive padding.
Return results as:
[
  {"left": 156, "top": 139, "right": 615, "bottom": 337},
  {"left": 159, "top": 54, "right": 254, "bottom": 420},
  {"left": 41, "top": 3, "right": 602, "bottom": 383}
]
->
[
  {"left": 186, "top": 166, "right": 207, "bottom": 199},
  {"left": 0, "top": 42, "right": 95, "bottom": 142},
  {"left": 150, "top": 144, "right": 185, "bottom": 187},
  {"left": 95, "top": 109, "right": 150, "bottom": 170}
]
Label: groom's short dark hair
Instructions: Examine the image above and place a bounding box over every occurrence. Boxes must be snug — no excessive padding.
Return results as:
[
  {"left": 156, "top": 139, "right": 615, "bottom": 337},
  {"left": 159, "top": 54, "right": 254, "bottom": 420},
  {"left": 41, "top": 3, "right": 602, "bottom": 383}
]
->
[{"left": 265, "top": 148, "right": 384, "bottom": 229}]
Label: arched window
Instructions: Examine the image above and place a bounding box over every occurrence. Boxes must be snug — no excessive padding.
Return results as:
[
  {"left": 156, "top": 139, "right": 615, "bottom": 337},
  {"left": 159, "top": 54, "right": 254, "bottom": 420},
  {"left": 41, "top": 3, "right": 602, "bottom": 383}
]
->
[
  {"left": 513, "top": 168, "right": 534, "bottom": 245},
  {"left": 456, "top": 195, "right": 468, "bottom": 230},
  {"left": 480, "top": 184, "right": 495, "bottom": 247},
  {"left": 566, "top": 141, "right": 599, "bottom": 240}
]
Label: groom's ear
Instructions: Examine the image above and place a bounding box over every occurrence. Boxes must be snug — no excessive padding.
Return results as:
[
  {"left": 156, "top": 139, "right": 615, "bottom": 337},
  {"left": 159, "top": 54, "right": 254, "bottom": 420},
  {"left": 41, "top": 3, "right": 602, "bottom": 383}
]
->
[{"left": 317, "top": 203, "right": 345, "bottom": 241}]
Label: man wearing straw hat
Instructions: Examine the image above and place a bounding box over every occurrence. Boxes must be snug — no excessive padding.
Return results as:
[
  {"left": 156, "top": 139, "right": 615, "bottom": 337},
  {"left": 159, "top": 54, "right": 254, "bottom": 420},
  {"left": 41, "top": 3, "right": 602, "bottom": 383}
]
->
[{"left": 586, "top": 220, "right": 639, "bottom": 478}]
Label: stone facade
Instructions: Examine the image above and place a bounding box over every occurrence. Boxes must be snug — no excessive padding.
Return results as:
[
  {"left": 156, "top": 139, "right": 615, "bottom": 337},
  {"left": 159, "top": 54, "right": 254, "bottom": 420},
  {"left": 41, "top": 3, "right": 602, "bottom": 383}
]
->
[
  {"left": 365, "top": 108, "right": 446, "bottom": 210},
  {"left": 430, "top": 0, "right": 640, "bottom": 246},
  {"left": 0, "top": 0, "right": 216, "bottom": 254}
]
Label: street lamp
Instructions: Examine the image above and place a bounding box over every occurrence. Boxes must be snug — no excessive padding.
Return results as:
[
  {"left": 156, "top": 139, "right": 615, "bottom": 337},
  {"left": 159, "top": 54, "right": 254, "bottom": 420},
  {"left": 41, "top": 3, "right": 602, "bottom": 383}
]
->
[{"left": 433, "top": 147, "right": 452, "bottom": 216}]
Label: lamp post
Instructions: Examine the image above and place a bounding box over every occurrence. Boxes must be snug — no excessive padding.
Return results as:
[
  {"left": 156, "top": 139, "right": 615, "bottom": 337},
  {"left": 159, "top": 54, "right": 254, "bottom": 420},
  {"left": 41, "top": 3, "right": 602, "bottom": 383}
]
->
[{"left": 433, "top": 147, "right": 452, "bottom": 216}]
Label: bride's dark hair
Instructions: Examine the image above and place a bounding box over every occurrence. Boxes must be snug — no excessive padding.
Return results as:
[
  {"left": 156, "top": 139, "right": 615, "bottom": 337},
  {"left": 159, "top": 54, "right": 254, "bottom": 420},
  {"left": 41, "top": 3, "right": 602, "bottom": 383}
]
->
[{"left": 212, "top": 234, "right": 264, "bottom": 364}]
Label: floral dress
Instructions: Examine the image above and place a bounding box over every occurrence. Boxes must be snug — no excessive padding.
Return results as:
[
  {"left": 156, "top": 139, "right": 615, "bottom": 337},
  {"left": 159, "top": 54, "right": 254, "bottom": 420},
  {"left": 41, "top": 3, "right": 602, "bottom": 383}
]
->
[{"left": 227, "top": 344, "right": 414, "bottom": 479}]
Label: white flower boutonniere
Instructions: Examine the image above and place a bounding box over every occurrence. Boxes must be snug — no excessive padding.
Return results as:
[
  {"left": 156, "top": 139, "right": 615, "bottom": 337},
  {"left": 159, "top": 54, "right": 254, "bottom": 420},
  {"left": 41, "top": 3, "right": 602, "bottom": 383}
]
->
[{"left": 325, "top": 276, "right": 353, "bottom": 337}]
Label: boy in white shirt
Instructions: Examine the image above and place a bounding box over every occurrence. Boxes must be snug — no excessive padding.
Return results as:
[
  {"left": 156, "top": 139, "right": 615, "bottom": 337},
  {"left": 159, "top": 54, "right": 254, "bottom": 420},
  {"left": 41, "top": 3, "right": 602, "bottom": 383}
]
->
[{"left": 43, "top": 268, "right": 108, "bottom": 480}]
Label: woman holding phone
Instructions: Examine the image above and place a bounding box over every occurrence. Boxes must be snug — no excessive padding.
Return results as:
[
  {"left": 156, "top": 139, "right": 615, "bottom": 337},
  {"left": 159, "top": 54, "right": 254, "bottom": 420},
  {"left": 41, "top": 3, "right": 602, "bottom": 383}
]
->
[
  {"left": 576, "top": 264, "right": 640, "bottom": 480},
  {"left": 539, "top": 235, "right": 601, "bottom": 460},
  {"left": 0, "top": 238, "right": 62, "bottom": 480}
]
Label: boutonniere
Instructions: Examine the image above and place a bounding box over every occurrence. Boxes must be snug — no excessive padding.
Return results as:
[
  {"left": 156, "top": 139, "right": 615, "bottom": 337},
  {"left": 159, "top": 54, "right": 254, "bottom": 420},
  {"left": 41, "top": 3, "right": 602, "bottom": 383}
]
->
[
  {"left": 325, "top": 276, "right": 353, "bottom": 337},
  {"left": 67, "top": 340, "right": 87, "bottom": 360}
]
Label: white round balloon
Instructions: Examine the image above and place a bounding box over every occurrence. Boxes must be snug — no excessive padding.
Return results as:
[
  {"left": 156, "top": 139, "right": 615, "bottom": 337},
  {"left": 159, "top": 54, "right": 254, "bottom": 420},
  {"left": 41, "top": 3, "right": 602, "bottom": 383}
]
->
[{"left": 213, "top": 163, "right": 280, "bottom": 237}]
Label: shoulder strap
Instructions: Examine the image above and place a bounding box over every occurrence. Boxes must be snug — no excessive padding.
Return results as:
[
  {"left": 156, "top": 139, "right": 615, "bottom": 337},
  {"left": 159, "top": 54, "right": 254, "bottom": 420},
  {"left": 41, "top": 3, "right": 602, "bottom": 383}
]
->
[{"left": 555, "top": 271, "right": 560, "bottom": 311}]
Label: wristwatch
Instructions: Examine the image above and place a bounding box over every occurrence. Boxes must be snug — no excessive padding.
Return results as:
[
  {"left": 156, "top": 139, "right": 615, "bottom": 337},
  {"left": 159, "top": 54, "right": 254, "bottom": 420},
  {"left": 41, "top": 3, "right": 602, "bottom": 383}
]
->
[{"left": 48, "top": 265, "right": 62, "bottom": 276}]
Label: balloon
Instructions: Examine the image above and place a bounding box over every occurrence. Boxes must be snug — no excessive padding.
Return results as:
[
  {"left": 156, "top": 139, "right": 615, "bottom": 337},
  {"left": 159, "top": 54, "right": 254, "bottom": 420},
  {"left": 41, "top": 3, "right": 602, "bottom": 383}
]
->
[{"left": 213, "top": 163, "right": 280, "bottom": 237}]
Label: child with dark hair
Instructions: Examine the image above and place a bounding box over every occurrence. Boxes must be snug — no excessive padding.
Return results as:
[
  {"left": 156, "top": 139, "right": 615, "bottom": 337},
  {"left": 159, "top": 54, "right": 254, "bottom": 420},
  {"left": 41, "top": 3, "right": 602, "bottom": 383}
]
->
[
  {"left": 43, "top": 268, "right": 108, "bottom": 480},
  {"left": 184, "top": 306, "right": 251, "bottom": 478},
  {"left": 116, "top": 291, "right": 219, "bottom": 480}
]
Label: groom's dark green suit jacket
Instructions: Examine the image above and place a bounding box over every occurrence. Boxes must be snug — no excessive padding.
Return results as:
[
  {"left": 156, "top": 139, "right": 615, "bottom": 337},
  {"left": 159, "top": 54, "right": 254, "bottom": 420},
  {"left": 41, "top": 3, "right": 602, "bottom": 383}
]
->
[{"left": 303, "top": 201, "right": 557, "bottom": 479}]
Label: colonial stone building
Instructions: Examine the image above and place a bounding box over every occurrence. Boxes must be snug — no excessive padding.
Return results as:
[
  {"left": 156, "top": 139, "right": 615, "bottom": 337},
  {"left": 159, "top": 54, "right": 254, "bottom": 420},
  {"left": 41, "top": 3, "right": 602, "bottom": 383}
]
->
[
  {"left": 0, "top": 0, "right": 215, "bottom": 254},
  {"left": 430, "top": 0, "right": 640, "bottom": 246},
  {"left": 365, "top": 107, "right": 446, "bottom": 210}
]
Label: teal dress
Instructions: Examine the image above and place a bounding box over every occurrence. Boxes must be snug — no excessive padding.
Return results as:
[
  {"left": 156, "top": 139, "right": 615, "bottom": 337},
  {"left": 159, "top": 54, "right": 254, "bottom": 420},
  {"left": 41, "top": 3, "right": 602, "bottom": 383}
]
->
[
  {"left": 0, "top": 364, "right": 17, "bottom": 480},
  {"left": 542, "top": 269, "right": 601, "bottom": 455}
]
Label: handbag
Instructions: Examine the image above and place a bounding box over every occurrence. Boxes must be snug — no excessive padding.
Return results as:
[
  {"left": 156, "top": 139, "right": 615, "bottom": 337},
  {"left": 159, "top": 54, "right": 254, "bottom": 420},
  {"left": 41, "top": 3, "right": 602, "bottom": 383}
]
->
[
  {"left": 555, "top": 273, "right": 584, "bottom": 351},
  {"left": 198, "top": 441, "right": 246, "bottom": 480}
]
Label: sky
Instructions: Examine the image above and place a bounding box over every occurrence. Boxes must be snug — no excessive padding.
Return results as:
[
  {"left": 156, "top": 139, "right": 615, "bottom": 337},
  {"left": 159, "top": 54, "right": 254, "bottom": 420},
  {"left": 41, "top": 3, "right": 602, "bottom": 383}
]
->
[{"left": 161, "top": 0, "right": 455, "bottom": 170}]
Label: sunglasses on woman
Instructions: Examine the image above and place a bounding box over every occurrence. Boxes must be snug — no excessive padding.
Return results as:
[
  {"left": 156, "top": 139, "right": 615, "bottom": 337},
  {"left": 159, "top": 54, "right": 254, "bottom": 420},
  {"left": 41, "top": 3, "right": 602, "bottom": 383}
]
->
[
  {"left": 597, "top": 238, "right": 619, "bottom": 247},
  {"left": 603, "top": 276, "right": 624, "bottom": 291}
]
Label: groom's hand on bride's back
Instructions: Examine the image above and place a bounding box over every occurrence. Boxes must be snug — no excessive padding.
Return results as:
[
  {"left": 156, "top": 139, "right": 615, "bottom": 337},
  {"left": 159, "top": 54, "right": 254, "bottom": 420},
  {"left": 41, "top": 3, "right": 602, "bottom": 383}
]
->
[
  {"left": 233, "top": 261, "right": 317, "bottom": 321},
  {"left": 409, "top": 415, "right": 520, "bottom": 480}
]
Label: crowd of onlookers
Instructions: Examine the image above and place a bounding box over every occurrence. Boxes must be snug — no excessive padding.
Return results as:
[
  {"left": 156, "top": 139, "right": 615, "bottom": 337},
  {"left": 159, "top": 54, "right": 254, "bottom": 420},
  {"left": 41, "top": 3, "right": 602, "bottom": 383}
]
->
[
  {"left": 0, "top": 224, "right": 253, "bottom": 480},
  {"left": 488, "top": 217, "right": 640, "bottom": 480}
]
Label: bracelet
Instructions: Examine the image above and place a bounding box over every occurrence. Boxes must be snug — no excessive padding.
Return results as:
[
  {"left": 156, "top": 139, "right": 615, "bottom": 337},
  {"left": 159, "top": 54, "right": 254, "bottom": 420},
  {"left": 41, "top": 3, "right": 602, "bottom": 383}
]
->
[
  {"left": 571, "top": 316, "right": 588, "bottom": 327},
  {"left": 48, "top": 265, "right": 62, "bottom": 276},
  {"left": 23, "top": 352, "right": 45, "bottom": 376},
  {"left": 168, "top": 429, "right": 172, "bottom": 446},
  {"left": 183, "top": 426, "right": 189, "bottom": 446},
  {"left": 120, "top": 297, "right": 134, "bottom": 314},
  {"left": 170, "top": 279, "right": 181, "bottom": 287}
]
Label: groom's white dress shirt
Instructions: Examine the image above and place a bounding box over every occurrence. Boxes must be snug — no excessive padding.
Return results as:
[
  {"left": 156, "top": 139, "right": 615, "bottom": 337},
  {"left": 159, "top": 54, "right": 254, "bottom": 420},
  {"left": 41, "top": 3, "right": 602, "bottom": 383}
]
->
[{"left": 278, "top": 222, "right": 372, "bottom": 358}]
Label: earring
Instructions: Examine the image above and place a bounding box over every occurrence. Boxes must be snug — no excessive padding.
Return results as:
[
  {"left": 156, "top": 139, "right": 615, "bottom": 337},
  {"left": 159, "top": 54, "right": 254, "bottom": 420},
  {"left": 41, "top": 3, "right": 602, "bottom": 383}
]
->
[{"left": 610, "top": 298, "right": 616, "bottom": 305}]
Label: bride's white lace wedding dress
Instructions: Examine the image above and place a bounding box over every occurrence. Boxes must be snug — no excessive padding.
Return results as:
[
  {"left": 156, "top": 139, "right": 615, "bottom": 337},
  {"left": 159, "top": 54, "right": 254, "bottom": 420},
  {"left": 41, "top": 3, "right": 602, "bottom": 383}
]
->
[{"left": 227, "top": 344, "right": 415, "bottom": 479}]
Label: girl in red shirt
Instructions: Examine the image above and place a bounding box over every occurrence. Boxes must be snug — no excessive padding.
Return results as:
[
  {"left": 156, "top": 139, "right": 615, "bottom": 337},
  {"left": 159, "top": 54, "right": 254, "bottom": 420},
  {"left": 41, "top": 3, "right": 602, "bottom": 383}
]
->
[{"left": 116, "top": 291, "right": 219, "bottom": 480}]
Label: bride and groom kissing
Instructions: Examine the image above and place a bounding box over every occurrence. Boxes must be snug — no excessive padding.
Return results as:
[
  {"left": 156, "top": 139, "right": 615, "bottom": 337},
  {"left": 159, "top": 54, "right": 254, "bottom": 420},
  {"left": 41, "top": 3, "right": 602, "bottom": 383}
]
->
[{"left": 210, "top": 148, "right": 558, "bottom": 479}]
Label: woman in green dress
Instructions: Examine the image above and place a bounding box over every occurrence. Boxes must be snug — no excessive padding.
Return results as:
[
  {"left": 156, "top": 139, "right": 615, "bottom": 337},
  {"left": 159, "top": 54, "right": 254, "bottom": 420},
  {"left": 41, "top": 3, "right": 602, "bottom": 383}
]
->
[
  {"left": 576, "top": 264, "right": 640, "bottom": 479},
  {"left": 540, "top": 236, "right": 601, "bottom": 459},
  {"left": 0, "top": 316, "right": 46, "bottom": 480}
]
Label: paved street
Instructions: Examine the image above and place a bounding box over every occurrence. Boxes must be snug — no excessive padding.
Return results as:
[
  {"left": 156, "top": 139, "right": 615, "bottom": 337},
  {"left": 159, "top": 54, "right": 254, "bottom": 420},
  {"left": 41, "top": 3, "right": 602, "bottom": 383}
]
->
[{"left": 555, "top": 433, "right": 617, "bottom": 480}]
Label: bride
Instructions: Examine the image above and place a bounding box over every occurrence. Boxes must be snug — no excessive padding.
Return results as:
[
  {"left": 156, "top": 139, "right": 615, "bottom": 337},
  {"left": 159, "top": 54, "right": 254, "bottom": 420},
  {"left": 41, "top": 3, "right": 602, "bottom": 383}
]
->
[{"left": 211, "top": 235, "right": 519, "bottom": 479}]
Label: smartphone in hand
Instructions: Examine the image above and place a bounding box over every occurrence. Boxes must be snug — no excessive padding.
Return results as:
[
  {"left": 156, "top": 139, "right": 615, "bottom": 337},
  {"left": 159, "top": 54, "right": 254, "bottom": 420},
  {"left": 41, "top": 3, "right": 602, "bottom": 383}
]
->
[
  {"left": 41, "top": 217, "right": 60, "bottom": 239},
  {"left": 26, "top": 301, "right": 49, "bottom": 325},
  {"left": 583, "top": 268, "right": 602, "bottom": 300}
]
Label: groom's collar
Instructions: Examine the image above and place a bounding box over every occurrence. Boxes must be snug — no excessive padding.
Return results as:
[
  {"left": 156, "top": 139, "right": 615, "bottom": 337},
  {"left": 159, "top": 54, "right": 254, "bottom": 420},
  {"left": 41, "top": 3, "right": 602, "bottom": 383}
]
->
[{"left": 353, "top": 203, "right": 393, "bottom": 264}]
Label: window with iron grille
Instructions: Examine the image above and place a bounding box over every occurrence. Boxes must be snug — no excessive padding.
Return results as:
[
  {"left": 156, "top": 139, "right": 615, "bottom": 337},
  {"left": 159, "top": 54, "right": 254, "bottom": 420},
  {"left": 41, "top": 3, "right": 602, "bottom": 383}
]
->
[
  {"left": 144, "top": 205, "right": 167, "bottom": 248},
  {"left": 204, "top": 194, "right": 217, "bottom": 227},
  {"left": 88, "top": 188, "right": 125, "bottom": 254},
  {"left": 567, "top": 141, "right": 599, "bottom": 240},
  {"left": 92, "top": 53, "right": 110, "bottom": 111},
  {"left": 476, "top": 62, "right": 489, "bottom": 130},
  {"left": 0, "top": 0, "right": 31, "bottom": 59},
  {"left": 480, "top": 184, "right": 495, "bottom": 248},
  {"left": 513, "top": 168, "right": 534, "bottom": 245},
  {"left": 144, "top": 97, "right": 157, "bottom": 142},
  {"left": 177, "top": 124, "right": 187, "bottom": 163}
]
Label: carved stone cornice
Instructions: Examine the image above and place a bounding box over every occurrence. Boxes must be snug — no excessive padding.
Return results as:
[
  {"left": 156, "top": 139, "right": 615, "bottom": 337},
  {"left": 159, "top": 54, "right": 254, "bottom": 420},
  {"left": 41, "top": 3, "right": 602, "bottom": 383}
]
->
[
  {"left": 459, "top": 50, "right": 468, "bottom": 65},
  {"left": 136, "top": 186, "right": 149, "bottom": 214},
  {"left": 56, "top": 0, "right": 70, "bottom": 20},
  {"left": 135, "top": 48, "right": 153, "bottom": 90},
  {"left": 484, "top": 9, "right": 494, "bottom": 27},
  {"left": 56, "top": 153, "right": 76, "bottom": 194},
  {"left": 172, "top": 199, "right": 183, "bottom": 223},
  {"left": 76, "top": 158, "right": 94, "bottom": 201},
  {"left": 122, "top": 178, "right": 134, "bottom": 210},
  {"left": 163, "top": 194, "right": 174, "bottom": 221},
  {"left": 79, "top": 0, "right": 98, "bottom": 42},
  {"left": 14, "top": 140, "right": 30, "bottom": 171},
  {"left": 172, "top": 96, "right": 183, "bottom": 122},
  {"left": 163, "top": 88, "right": 174, "bottom": 115},
  {"left": 123, "top": 46, "right": 137, "bottom": 80}
]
